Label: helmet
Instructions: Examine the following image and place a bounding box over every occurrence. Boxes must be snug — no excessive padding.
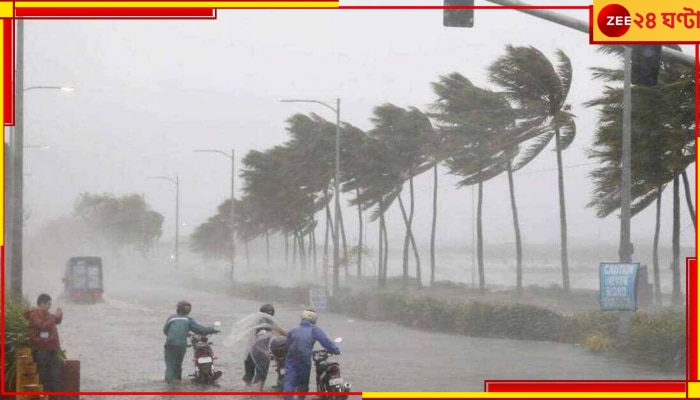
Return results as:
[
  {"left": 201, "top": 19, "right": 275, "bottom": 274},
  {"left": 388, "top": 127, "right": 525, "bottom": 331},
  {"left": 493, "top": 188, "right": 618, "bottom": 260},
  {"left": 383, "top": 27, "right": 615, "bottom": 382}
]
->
[
  {"left": 301, "top": 308, "right": 318, "bottom": 324},
  {"left": 259, "top": 303, "right": 275, "bottom": 316},
  {"left": 269, "top": 336, "right": 288, "bottom": 359},
  {"left": 176, "top": 300, "right": 192, "bottom": 315}
]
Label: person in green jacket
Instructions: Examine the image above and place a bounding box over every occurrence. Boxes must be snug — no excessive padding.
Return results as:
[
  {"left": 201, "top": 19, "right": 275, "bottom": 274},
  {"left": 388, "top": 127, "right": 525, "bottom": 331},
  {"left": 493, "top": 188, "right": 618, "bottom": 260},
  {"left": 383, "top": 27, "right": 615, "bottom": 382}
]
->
[{"left": 163, "top": 300, "right": 219, "bottom": 384}]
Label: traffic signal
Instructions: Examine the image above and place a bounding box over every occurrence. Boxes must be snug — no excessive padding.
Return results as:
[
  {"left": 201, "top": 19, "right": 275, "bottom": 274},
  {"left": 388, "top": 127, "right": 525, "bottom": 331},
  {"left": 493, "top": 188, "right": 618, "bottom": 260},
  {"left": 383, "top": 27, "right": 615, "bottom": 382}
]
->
[
  {"left": 631, "top": 45, "right": 662, "bottom": 86},
  {"left": 443, "top": 0, "right": 474, "bottom": 28}
]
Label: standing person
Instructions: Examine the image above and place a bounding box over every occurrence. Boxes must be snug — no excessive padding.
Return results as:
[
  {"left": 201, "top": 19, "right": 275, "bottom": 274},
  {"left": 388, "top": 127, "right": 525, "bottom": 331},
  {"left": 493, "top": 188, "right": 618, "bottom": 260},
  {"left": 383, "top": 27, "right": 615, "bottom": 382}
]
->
[
  {"left": 283, "top": 309, "right": 340, "bottom": 400},
  {"left": 162, "top": 300, "right": 219, "bottom": 385},
  {"left": 241, "top": 303, "right": 287, "bottom": 388},
  {"left": 26, "top": 293, "right": 63, "bottom": 395}
]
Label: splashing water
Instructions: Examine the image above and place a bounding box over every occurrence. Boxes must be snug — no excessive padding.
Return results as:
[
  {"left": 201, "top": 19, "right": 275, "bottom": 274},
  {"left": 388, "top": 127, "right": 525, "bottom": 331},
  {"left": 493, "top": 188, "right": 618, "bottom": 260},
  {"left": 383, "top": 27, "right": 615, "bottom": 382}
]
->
[{"left": 222, "top": 312, "right": 278, "bottom": 360}]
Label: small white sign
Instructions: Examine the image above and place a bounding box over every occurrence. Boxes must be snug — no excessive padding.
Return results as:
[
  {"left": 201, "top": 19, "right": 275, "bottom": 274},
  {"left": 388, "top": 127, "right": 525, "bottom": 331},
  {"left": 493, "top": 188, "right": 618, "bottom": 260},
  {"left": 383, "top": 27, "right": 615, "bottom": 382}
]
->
[{"left": 309, "top": 288, "right": 327, "bottom": 311}]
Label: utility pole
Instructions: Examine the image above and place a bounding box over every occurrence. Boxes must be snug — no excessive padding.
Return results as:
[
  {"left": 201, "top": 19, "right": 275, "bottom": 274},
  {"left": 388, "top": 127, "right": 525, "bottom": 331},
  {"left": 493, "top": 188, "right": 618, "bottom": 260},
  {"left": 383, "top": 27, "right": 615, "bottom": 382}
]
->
[
  {"left": 10, "top": 20, "right": 25, "bottom": 300},
  {"left": 619, "top": 47, "right": 633, "bottom": 263}
]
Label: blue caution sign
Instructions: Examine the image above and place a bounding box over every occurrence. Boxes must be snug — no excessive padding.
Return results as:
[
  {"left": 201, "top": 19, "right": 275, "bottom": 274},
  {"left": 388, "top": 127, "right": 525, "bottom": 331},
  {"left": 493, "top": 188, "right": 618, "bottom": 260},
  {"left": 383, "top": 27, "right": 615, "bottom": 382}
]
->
[
  {"left": 599, "top": 262, "right": 640, "bottom": 311},
  {"left": 309, "top": 287, "right": 328, "bottom": 311}
]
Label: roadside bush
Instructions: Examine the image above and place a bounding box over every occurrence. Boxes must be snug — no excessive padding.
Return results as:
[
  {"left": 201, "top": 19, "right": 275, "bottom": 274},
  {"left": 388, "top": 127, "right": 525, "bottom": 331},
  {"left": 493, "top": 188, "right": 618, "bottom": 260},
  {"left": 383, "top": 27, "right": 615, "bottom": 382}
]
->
[
  {"left": 627, "top": 308, "right": 686, "bottom": 371},
  {"left": 584, "top": 331, "right": 613, "bottom": 353},
  {"left": 563, "top": 310, "right": 621, "bottom": 343},
  {"left": 4, "top": 297, "right": 30, "bottom": 391},
  {"left": 226, "top": 283, "right": 686, "bottom": 371}
]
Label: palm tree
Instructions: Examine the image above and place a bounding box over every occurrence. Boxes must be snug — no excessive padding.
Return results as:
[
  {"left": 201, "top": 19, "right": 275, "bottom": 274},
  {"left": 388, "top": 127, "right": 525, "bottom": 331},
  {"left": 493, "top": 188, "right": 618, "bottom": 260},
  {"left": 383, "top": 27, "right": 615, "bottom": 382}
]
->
[
  {"left": 488, "top": 45, "right": 576, "bottom": 292},
  {"left": 431, "top": 73, "right": 516, "bottom": 293},
  {"left": 422, "top": 128, "right": 447, "bottom": 286},
  {"left": 343, "top": 124, "right": 404, "bottom": 288},
  {"left": 368, "top": 104, "right": 434, "bottom": 288},
  {"left": 586, "top": 45, "right": 695, "bottom": 306}
]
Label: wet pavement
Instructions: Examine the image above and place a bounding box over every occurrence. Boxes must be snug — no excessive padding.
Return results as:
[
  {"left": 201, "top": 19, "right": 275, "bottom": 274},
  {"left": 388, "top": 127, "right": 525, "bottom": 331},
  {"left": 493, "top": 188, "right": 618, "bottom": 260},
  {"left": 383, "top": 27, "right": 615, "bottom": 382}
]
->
[{"left": 24, "top": 260, "right": 684, "bottom": 399}]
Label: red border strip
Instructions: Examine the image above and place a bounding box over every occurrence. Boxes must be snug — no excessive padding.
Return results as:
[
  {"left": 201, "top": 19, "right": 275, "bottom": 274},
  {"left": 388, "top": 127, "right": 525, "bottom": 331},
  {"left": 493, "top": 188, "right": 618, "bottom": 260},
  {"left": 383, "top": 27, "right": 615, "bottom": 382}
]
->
[
  {"left": 11, "top": 391, "right": 364, "bottom": 396},
  {"left": 486, "top": 382, "right": 687, "bottom": 392},
  {"left": 16, "top": 7, "right": 217, "bottom": 18},
  {"left": 3, "top": 19, "right": 13, "bottom": 125},
  {"left": 0, "top": 4, "right": 696, "bottom": 397},
  {"left": 338, "top": 5, "right": 589, "bottom": 9},
  {"left": 1, "top": 246, "right": 5, "bottom": 392},
  {"left": 689, "top": 258, "right": 697, "bottom": 381}
]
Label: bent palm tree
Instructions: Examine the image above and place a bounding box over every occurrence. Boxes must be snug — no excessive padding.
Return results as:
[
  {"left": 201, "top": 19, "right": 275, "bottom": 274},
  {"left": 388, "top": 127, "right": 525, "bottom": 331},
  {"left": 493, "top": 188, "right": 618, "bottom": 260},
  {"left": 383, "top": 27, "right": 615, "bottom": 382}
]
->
[{"left": 488, "top": 45, "right": 576, "bottom": 292}]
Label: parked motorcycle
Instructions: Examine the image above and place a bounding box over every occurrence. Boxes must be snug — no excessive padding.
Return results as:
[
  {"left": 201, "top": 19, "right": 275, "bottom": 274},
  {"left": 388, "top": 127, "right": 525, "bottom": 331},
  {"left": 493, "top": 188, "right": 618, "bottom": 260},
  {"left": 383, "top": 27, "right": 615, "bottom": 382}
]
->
[
  {"left": 188, "top": 321, "right": 223, "bottom": 384},
  {"left": 312, "top": 337, "right": 351, "bottom": 399}
]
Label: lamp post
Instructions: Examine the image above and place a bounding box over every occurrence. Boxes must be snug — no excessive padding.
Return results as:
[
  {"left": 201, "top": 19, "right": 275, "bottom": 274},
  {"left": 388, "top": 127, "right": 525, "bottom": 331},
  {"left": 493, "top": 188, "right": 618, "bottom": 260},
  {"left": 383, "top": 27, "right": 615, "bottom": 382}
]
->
[
  {"left": 281, "top": 98, "right": 341, "bottom": 294},
  {"left": 8, "top": 17, "right": 75, "bottom": 299},
  {"left": 194, "top": 149, "right": 236, "bottom": 280},
  {"left": 150, "top": 175, "right": 179, "bottom": 269},
  {"left": 619, "top": 46, "right": 633, "bottom": 263}
]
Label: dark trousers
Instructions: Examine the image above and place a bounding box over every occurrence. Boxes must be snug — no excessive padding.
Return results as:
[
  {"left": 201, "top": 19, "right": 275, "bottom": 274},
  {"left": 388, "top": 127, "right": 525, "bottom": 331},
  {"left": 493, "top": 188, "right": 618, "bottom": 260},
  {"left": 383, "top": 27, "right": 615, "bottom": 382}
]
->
[
  {"left": 32, "top": 348, "right": 62, "bottom": 393},
  {"left": 242, "top": 353, "right": 255, "bottom": 384},
  {"left": 164, "top": 345, "right": 187, "bottom": 384}
]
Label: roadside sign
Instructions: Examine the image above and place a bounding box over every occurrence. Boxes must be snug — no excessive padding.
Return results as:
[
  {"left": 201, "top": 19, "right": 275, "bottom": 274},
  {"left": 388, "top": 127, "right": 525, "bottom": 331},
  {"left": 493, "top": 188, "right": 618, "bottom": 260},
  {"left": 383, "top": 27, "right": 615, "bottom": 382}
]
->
[
  {"left": 599, "top": 262, "right": 640, "bottom": 311},
  {"left": 309, "top": 287, "right": 327, "bottom": 311}
]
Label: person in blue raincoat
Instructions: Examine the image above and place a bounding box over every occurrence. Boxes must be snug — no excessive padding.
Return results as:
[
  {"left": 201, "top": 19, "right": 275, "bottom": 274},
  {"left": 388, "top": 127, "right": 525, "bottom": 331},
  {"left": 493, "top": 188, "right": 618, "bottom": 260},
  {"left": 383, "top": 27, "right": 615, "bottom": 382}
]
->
[
  {"left": 162, "top": 300, "right": 219, "bottom": 384},
  {"left": 283, "top": 308, "right": 340, "bottom": 400}
]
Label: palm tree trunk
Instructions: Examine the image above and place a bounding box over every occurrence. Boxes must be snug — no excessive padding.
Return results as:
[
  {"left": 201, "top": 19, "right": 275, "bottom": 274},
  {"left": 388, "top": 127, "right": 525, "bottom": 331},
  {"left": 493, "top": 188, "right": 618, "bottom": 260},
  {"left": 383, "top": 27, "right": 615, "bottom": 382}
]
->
[
  {"left": 379, "top": 209, "right": 388, "bottom": 288},
  {"left": 312, "top": 226, "right": 317, "bottom": 276},
  {"left": 507, "top": 160, "right": 524, "bottom": 295},
  {"left": 554, "top": 129, "right": 570, "bottom": 292},
  {"left": 307, "top": 230, "right": 312, "bottom": 271},
  {"left": 477, "top": 180, "right": 485, "bottom": 293},
  {"left": 292, "top": 232, "right": 297, "bottom": 269},
  {"left": 265, "top": 230, "right": 270, "bottom": 267},
  {"left": 681, "top": 170, "right": 696, "bottom": 230},
  {"left": 409, "top": 175, "right": 422, "bottom": 288},
  {"left": 430, "top": 165, "right": 438, "bottom": 286},
  {"left": 324, "top": 207, "right": 330, "bottom": 287},
  {"left": 378, "top": 212, "right": 384, "bottom": 286},
  {"left": 299, "top": 231, "right": 307, "bottom": 275},
  {"left": 671, "top": 176, "right": 682, "bottom": 306},
  {"left": 338, "top": 205, "right": 349, "bottom": 278},
  {"left": 383, "top": 214, "right": 389, "bottom": 284},
  {"left": 399, "top": 192, "right": 410, "bottom": 288},
  {"left": 356, "top": 188, "right": 363, "bottom": 278},
  {"left": 325, "top": 195, "right": 336, "bottom": 243},
  {"left": 398, "top": 193, "right": 422, "bottom": 288},
  {"left": 653, "top": 185, "right": 663, "bottom": 307},
  {"left": 245, "top": 239, "right": 250, "bottom": 267}
]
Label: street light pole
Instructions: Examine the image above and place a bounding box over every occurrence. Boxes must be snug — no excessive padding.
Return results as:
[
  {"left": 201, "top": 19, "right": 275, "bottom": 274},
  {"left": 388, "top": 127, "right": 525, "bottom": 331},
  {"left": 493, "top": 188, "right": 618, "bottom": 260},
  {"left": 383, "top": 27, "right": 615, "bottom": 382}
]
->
[
  {"left": 9, "top": 19, "right": 25, "bottom": 300},
  {"left": 281, "top": 98, "right": 341, "bottom": 294},
  {"left": 620, "top": 47, "right": 633, "bottom": 263},
  {"left": 194, "top": 149, "right": 236, "bottom": 280},
  {"left": 150, "top": 175, "right": 179, "bottom": 269},
  {"left": 7, "top": 18, "right": 74, "bottom": 299}
]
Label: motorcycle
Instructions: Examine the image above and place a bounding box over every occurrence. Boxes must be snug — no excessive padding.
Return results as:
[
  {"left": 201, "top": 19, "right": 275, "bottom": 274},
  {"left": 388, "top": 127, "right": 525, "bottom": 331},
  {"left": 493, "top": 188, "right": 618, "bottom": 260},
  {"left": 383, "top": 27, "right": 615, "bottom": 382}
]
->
[
  {"left": 269, "top": 335, "right": 288, "bottom": 391},
  {"left": 312, "top": 337, "right": 351, "bottom": 399},
  {"left": 269, "top": 336, "right": 351, "bottom": 398},
  {"left": 188, "top": 321, "right": 223, "bottom": 384}
]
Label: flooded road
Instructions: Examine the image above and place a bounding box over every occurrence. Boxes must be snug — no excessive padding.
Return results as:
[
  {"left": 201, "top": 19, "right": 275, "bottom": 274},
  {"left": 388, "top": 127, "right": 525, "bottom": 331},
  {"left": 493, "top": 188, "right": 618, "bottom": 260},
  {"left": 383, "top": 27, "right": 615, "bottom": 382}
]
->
[{"left": 27, "top": 262, "right": 683, "bottom": 399}]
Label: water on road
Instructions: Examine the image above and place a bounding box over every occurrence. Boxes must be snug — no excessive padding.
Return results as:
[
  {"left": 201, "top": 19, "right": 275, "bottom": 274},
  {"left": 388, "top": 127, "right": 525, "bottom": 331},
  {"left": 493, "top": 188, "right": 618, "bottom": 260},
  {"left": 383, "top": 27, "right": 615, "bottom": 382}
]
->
[{"left": 24, "top": 262, "right": 683, "bottom": 399}]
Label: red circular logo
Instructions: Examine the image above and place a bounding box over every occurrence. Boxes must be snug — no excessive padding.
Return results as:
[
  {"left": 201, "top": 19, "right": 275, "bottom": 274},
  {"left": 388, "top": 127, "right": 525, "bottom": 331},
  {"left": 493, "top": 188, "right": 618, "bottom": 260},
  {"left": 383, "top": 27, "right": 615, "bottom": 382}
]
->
[{"left": 597, "top": 4, "right": 631, "bottom": 37}]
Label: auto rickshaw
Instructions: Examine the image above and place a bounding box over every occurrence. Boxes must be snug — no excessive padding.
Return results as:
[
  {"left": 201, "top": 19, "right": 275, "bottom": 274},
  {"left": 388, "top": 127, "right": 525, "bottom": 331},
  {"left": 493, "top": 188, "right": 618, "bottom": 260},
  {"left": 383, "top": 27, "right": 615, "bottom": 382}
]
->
[{"left": 63, "top": 257, "right": 104, "bottom": 302}]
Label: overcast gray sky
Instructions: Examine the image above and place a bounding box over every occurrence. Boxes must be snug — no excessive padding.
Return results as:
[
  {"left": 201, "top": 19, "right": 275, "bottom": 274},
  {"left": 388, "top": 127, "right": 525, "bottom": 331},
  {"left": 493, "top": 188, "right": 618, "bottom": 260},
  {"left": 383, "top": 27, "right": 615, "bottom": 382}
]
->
[{"left": 17, "top": 0, "right": 696, "bottom": 260}]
